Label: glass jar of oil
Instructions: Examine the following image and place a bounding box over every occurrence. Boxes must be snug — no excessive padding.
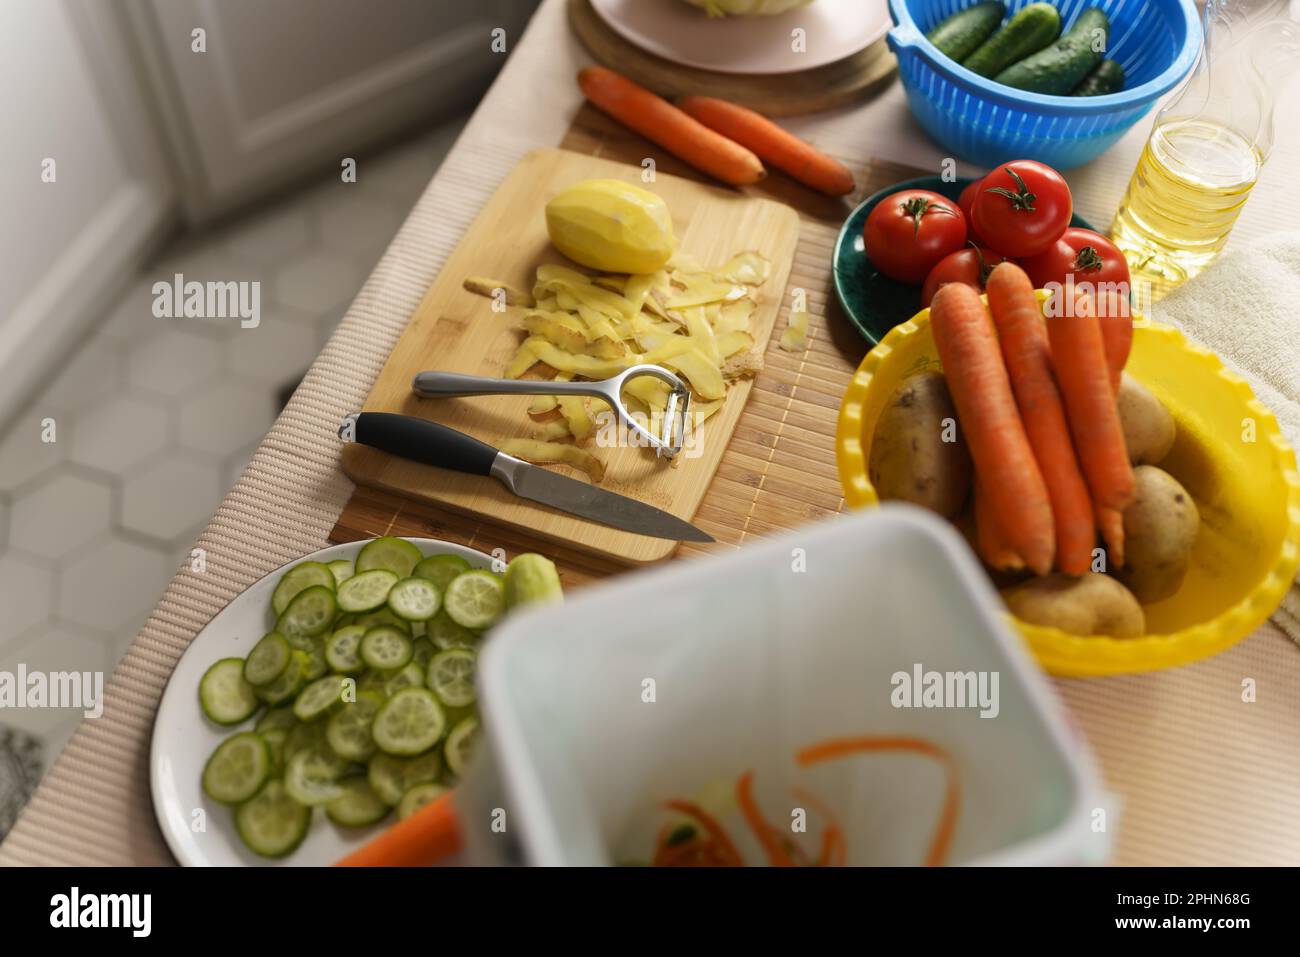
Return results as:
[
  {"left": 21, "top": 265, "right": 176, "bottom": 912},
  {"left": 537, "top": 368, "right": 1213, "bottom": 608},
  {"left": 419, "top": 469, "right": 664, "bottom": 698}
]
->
[{"left": 1109, "top": 0, "right": 1300, "bottom": 300}]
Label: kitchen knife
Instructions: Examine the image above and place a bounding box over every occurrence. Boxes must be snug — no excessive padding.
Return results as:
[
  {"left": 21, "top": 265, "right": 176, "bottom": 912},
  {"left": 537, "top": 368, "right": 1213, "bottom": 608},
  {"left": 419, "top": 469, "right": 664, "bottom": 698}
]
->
[{"left": 341, "top": 412, "right": 713, "bottom": 543}]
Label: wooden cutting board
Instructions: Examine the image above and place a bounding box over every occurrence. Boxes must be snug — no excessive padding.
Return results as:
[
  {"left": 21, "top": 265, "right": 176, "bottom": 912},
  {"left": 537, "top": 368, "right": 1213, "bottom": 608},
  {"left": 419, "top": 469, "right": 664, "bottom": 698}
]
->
[{"left": 341, "top": 147, "right": 801, "bottom": 564}]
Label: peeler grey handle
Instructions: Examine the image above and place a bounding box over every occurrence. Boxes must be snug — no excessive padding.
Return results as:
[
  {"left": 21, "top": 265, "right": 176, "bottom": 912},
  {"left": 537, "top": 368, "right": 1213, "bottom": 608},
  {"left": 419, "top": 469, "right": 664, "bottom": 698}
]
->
[{"left": 411, "top": 371, "right": 600, "bottom": 399}]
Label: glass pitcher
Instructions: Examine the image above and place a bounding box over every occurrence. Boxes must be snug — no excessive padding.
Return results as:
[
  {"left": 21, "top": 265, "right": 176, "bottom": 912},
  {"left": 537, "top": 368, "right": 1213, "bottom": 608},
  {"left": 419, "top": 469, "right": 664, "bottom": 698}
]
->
[{"left": 1109, "top": 0, "right": 1300, "bottom": 299}]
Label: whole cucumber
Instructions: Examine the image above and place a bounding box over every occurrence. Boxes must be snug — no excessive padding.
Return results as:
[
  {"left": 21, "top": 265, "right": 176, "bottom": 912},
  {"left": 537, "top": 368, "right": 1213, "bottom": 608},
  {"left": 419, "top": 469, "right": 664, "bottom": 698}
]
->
[
  {"left": 927, "top": 2, "right": 1007, "bottom": 63},
  {"left": 1071, "top": 58, "right": 1125, "bottom": 96},
  {"left": 995, "top": 8, "right": 1111, "bottom": 95},
  {"left": 963, "top": 2, "right": 1061, "bottom": 78}
]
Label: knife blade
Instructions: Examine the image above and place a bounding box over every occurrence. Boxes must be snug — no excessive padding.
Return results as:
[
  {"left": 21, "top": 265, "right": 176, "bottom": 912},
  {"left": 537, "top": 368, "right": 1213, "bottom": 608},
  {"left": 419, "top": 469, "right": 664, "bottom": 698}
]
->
[{"left": 342, "top": 412, "right": 713, "bottom": 543}]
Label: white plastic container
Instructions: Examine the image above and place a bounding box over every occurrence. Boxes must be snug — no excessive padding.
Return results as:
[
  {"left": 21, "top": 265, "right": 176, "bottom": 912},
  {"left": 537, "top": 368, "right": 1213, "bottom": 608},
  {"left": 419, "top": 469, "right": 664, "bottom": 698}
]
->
[{"left": 460, "top": 506, "right": 1107, "bottom": 866}]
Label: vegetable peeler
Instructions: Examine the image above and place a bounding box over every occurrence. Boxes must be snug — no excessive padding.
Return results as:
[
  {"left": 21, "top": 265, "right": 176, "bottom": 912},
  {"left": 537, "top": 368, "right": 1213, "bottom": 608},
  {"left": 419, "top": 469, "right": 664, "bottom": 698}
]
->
[{"left": 411, "top": 364, "right": 692, "bottom": 457}]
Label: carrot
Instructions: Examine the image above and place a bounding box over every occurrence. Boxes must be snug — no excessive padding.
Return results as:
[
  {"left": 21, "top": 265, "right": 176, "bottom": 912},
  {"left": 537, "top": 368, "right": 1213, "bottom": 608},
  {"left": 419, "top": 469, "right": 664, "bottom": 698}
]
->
[
  {"left": 1098, "top": 506, "right": 1125, "bottom": 568},
  {"left": 662, "top": 798, "right": 745, "bottom": 865},
  {"left": 577, "top": 67, "right": 765, "bottom": 187},
  {"left": 1091, "top": 285, "right": 1133, "bottom": 392},
  {"left": 986, "top": 263, "right": 1095, "bottom": 575},
  {"left": 335, "top": 791, "right": 461, "bottom": 866},
  {"left": 736, "top": 770, "right": 795, "bottom": 867},
  {"left": 675, "top": 96, "right": 854, "bottom": 196},
  {"left": 792, "top": 785, "right": 847, "bottom": 867},
  {"left": 974, "top": 475, "right": 1025, "bottom": 571},
  {"left": 795, "top": 736, "right": 960, "bottom": 867},
  {"left": 1047, "top": 293, "right": 1135, "bottom": 514},
  {"left": 929, "top": 283, "right": 1055, "bottom": 575}
]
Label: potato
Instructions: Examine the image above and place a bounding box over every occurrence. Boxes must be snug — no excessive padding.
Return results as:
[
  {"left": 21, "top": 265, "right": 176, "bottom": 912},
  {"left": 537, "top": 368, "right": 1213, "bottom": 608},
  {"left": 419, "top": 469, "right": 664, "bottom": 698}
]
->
[
  {"left": 868, "top": 372, "right": 972, "bottom": 518},
  {"left": 1117, "top": 372, "right": 1175, "bottom": 465},
  {"left": 1117, "top": 465, "right": 1199, "bottom": 603},
  {"left": 1002, "top": 573, "right": 1145, "bottom": 638}
]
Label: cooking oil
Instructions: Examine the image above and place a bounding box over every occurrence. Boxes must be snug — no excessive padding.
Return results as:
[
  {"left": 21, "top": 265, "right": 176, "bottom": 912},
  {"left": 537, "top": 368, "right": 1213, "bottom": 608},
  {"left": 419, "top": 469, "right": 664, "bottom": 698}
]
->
[{"left": 1109, "top": 119, "right": 1262, "bottom": 300}]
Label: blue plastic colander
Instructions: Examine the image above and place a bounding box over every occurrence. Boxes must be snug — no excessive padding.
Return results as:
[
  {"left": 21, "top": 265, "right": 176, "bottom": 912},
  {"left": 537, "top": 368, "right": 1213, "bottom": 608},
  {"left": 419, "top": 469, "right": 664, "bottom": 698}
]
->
[{"left": 888, "top": 0, "right": 1202, "bottom": 168}]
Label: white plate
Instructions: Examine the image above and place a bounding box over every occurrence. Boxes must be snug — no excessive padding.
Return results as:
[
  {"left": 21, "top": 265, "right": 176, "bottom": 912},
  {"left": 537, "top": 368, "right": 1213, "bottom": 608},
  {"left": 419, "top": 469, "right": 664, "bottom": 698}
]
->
[
  {"left": 590, "top": 0, "right": 891, "bottom": 75},
  {"left": 150, "top": 537, "right": 493, "bottom": 866}
]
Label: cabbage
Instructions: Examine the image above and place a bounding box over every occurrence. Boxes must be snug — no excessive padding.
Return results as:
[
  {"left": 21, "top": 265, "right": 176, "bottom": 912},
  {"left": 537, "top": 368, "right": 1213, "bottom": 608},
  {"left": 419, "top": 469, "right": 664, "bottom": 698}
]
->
[{"left": 681, "top": 0, "right": 816, "bottom": 16}]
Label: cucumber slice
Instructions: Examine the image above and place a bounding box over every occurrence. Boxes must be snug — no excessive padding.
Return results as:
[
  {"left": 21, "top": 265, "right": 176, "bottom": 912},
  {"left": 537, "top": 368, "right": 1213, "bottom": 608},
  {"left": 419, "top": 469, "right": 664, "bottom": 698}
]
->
[
  {"left": 360, "top": 625, "right": 413, "bottom": 671},
  {"left": 325, "top": 624, "right": 367, "bottom": 674},
  {"left": 368, "top": 750, "right": 442, "bottom": 807},
  {"left": 328, "top": 559, "right": 355, "bottom": 586},
  {"left": 243, "top": 631, "right": 292, "bottom": 687},
  {"left": 359, "top": 661, "right": 424, "bottom": 699},
  {"left": 443, "top": 570, "right": 505, "bottom": 630},
  {"left": 427, "top": 610, "right": 479, "bottom": 650},
  {"left": 255, "top": 706, "right": 298, "bottom": 734},
  {"left": 199, "top": 658, "right": 260, "bottom": 725},
  {"left": 285, "top": 745, "right": 349, "bottom": 806},
  {"left": 283, "top": 719, "right": 328, "bottom": 763},
  {"left": 398, "top": 782, "right": 449, "bottom": 821},
  {"left": 411, "top": 637, "right": 436, "bottom": 669},
  {"left": 260, "top": 728, "right": 288, "bottom": 775},
  {"left": 372, "top": 688, "right": 446, "bottom": 756},
  {"left": 427, "top": 648, "right": 476, "bottom": 709},
  {"left": 202, "top": 732, "right": 271, "bottom": 804},
  {"left": 387, "top": 577, "right": 441, "bottom": 622},
  {"left": 292, "top": 674, "right": 350, "bottom": 723},
  {"left": 444, "top": 716, "right": 479, "bottom": 778},
  {"left": 503, "top": 553, "right": 563, "bottom": 610},
  {"left": 326, "top": 691, "right": 383, "bottom": 761},
  {"left": 356, "top": 536, "right": 424, "bottom": 578},
  {"left": 271, "top": 561, "right": 335, "bottom": 617},
  {"left": 354, "top": 607, "right": 411, "bottom": 633},
  {"left": 413, "top": 554, "right": 472, "bottom": 591},
  {"left": 235, "top": 779, "right": 310, "bottom": 858},
  {"left": 326, "top": 777, "right": 390, "bottom": 827},
  {"left": 281, "top": 631, "right": 328, "bottom": 680},
  {"left": 277, "top": 585, "right": 338, "bottom": 639},
  {"left": 255, "top": 650, "right": 310, "bottom": 705},
  {"left": 337, "top": 569, "right": 398, "bottom": 613}
]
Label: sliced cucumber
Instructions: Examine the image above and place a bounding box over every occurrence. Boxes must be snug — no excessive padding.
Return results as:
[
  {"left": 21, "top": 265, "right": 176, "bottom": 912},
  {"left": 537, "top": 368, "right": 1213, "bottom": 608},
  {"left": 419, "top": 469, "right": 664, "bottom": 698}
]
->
[
  {"left": 255, "top": 706, "right": 298, "bottom": 734},
  {"left": 283, "top": 719, "right": 328, "bottom": 763},
  {"left": 387, "top": 576, "right": 441, "bottom": 622},
  {"left": 293, "top": 674, "right": 350, "bottom": 723},
  {"left": 277, "top": 584, "right": 338, "bottom": 639},
  {"left": 427, "top": 648, "right": 476, "bottom": 709},
  {"left": 368, "top": 750, "right": 442, "bottom": 807},
  {"left": 243, "top": 631, "right": 291, "bottom": 687},
  {"left": 235, "top": 779, "right": 310, "bottom": 858},
  {"left": 353, "top": 607, "right": 411, "bottom": 633},
  {"left": 356, "top": 536, "right": 424, "bottom": 578},
  {"left": 271, "top": 561, "right": 335, "bottom": 617},
  {"left": 199, "top": 658, "right": 260, "bottom": 725},
  {"left": 325, "top": 777, "right": 390, "bottom": 827},
  {"left": 325, "top": 624, "right": 367, "bottom": 674},
  {"left": 360, "top": 625, "right": 413, "bottom": 671},
  {"left": 328, "top": 559, "right": 355, "bottom": 586},
  {"left": 413, "top": 554, "right": 472, "bottom": 591},
  {"left": 398, "top": 782, "right": 449, "bottom": 821},
  {"left": 372, "top": 688, "right": 446, "bottom": 756},
  {"left": 443, "top": 570, "right": 505, "bottom": 630},
  {"left": 444, "top": 716, "right": 479, "bottom": 778},
  {"left": 255, "top": 649, "right": 310, "bottom": 705},
  {"left": 285, "top": 746, "right": 349, "bottom": 806},
  {"left": 427, "top": 610, "right": 479, "bottom": 650},
  {"left": 337, "top": 569, "right": 398, "bottom": 613},
  {"left": 202, "top": 732, "right": 271, "bottom": 804},
  {"left": 260, "top": 728, "right": 288, "bottom": 775},
  {"left": 281, "top": 631, "right": 328, "bottom": 680},
  {"left": 326, "top": 691, "right": 383, "bottom": 761},
  {"left": 411, "top": 636, "right": 436, "bottom": 669}
]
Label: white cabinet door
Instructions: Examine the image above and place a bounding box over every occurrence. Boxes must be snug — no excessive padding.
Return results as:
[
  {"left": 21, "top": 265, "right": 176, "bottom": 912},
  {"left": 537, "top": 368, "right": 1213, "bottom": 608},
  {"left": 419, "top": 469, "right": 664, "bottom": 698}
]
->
[{"left": 128, "top": 0, "right": 538, "bottom": 220}]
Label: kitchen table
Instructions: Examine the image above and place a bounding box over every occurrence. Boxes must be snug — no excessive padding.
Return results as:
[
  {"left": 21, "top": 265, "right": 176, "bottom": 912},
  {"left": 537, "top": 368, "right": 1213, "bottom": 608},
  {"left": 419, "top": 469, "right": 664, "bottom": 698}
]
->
[{"left": 4, "top": 0, "right": 1299, "bottom": 867}]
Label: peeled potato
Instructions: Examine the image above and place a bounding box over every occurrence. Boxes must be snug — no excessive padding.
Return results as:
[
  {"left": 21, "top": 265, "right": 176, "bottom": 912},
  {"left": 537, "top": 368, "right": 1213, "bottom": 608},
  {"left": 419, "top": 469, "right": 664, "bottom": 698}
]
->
[
  {"left": 1117, "top": 465, "right": 1199, "bottom": 603},
  {"left": 1002, "top": 573, "right": 1145, "bottom": 638},
  {"left": 868, "top": 372, "right": 972, "bottom": 519},
  {"left": 1117, "top": 373, "right": 1176, "bottom": 465}
]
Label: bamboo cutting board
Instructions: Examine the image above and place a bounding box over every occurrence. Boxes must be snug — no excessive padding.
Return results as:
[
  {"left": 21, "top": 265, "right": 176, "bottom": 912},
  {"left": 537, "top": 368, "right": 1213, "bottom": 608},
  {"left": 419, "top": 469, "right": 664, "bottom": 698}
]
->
[{"left": 341, "top": 147, "right": 801, "bottom": 563}]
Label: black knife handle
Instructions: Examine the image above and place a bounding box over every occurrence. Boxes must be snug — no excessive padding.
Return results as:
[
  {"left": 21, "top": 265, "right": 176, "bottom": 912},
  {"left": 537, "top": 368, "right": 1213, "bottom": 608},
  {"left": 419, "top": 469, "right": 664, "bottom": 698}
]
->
[{"left": 350, "top": 412, "right": 498, "bottom": 476}]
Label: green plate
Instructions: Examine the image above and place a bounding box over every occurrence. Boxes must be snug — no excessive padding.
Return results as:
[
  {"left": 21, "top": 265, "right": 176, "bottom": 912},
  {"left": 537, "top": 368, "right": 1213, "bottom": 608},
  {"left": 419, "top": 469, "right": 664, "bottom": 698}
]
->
[{"left": 832, "top": 176, "right": 1095, "bottom": 345}]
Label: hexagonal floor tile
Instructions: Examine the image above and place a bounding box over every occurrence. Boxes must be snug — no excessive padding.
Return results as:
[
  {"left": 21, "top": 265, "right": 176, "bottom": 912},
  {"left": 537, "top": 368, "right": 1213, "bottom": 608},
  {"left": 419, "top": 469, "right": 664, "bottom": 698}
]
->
[
  {"left": 0, "top": 554, "right": 53, "bottom": 645},
  {"left": 58, "top": 537, "right": 170, "bottom": 632},
  {"left": 0, "top": 416, "right": 66, "bottom": 494},
  {"left": 275, "top": 250, "right": 361, "bottom": 315},
  {"left": 127, "top": 329, "right": 222, "bottom": 398},
  {"left": 97, "top": 275, "right": 167, "bottom": 344},
  {"left": 226, "top": 313, "right": 323, "bottom": 385},
  {"left": 178, "top": 382, "right": 277, "bottom": 458},
  {"left": 2, "top": 621, "right": 112, "bottom": 680},
  {"left": 69, "top": 396, "right": 168, "bottom": 474},
  {"left": 224, "top": 203, "right": 314, "bottom": 266},
  {"left": 45, "top": 335, "right": 124, "bottom": 415},
  {"left": 148, "top": 245, "right": 271, "bottom": 341},
  {"left": 319, "top": 192, "right": 402, "bottom": 256},
  {"left": 8, "top": 472, "right": 113, "bottom": 560},
  {"left": 120, "top": 454, "right": 222, "bottom": 543}
]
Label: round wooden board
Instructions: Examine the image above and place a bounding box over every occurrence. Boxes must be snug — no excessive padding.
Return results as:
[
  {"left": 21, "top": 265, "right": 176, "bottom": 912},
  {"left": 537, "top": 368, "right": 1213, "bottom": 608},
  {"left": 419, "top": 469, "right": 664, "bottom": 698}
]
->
[{"left": 568, "top": 0, "right": 897, "bottom": 117}]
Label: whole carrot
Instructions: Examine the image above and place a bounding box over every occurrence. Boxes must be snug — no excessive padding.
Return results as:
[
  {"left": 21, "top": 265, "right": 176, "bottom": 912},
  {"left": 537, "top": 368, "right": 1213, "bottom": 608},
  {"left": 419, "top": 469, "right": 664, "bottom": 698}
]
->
[
  {"left": 335, "top": 791, "right": 461, "bottom": 866},
  {"left": 577, "top": 67, "right": 765, "bottom": 187},
  {"left": 675, "top": 96, "right": 855, "bottom": 196},
  {"left": 986, "top": 263, "right": 1095, "bottom": 575},
  {"left": 929, "top": 283, "right": 1055, "bottom": 575},
  {"left": 1092, "top": 289, "right": 1132, "bottom": 393},
  {"left": 1047, "top": 294, "right": 1135, "bottom": 514},
  {"left": 974, "top": 475, "right": 1025, "bottom": 572}
]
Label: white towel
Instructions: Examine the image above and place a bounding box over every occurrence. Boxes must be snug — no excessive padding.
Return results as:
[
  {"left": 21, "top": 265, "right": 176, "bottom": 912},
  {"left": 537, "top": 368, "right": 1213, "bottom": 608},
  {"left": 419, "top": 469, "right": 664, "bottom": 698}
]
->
[{"left": 1151, "top": 233, "right": 1300, "bottom": 643}]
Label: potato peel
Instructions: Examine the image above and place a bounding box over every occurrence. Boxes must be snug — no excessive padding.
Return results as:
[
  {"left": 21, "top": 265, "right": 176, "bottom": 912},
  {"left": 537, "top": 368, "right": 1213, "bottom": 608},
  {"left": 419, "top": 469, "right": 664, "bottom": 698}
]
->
[{"left": 501, "top": 439, "right": 605, "bottom": 483}]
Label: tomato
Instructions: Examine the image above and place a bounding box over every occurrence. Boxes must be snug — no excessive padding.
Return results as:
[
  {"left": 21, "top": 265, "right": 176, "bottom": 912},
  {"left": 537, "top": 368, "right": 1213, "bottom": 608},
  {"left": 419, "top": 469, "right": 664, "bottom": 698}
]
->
[
  {"left": 957, "top": 179, "right": 987, "bottom": 244},
  {"left": 863, "top": 189, "right": 967, "bottom": 284},
  {"left": 920, "top": 245, "right": 1010, "bottom": 307},
  {"left": 971, "top": 161, "right": 1072, "bottom": 258},
  {"left": 1021, "top": 227, "right": 1132, "bottom": 317}
]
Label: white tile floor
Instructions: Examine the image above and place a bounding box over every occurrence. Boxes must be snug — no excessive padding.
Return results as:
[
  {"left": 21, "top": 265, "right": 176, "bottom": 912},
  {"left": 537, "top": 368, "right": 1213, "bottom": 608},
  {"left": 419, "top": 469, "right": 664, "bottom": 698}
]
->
[{"left": 0, "top": 118, "right": 465, "bottom": 785}]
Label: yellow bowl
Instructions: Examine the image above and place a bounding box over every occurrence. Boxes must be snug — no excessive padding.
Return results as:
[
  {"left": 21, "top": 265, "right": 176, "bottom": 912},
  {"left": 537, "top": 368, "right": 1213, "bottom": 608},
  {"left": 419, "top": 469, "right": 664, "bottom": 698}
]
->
[{"left": 835, "top": 300, "right": 1300, "bottom": 677}]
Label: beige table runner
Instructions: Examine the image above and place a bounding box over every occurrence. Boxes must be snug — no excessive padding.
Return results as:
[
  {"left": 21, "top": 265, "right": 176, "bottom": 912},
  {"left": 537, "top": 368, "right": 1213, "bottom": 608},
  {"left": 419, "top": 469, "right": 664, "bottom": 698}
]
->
[{"left": 4, "top": 0, "right": 1299, "bottom": 866}]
